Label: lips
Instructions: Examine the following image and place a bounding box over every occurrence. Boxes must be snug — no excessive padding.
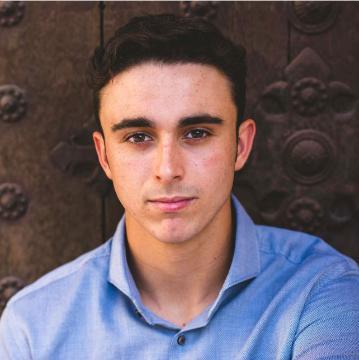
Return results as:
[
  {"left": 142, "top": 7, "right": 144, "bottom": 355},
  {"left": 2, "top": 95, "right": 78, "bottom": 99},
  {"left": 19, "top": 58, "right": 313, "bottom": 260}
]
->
[{"left": 148, "top": 196, "right": 196, "bottom": 212}]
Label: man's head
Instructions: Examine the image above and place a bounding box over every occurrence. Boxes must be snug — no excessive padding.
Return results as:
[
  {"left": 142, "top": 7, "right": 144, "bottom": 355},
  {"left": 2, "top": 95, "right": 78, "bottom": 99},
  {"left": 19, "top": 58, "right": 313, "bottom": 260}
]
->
[
  {"left": 89, "top": 14, "right": 256, "bottom": 245},
  {"left": 88, "top": 13, "right": 247, "bottom": 133}
]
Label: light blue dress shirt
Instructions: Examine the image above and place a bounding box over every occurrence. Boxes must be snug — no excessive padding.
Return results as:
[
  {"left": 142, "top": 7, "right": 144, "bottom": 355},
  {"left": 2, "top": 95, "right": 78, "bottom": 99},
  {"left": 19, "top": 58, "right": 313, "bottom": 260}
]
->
[{"left": 0, "top": 195, "right": 358, "bottom": 359}]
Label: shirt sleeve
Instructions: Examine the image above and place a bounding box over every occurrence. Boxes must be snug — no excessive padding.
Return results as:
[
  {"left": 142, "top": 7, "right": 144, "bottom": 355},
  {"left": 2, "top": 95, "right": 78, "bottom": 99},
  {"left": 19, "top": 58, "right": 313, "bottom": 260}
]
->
[
  {"left": 292, "top": 264, "right": 359, "bottom": 360},
  {"left": 0, "top": 304, "right": 31, "bottom": 360}
]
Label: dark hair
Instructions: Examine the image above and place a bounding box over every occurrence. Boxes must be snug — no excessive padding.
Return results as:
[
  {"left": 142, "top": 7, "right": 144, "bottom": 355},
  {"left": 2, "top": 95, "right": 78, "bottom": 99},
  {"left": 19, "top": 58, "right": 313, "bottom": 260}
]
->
[{"left": 87, "top": 13, "right": 246, "bottom": 133}]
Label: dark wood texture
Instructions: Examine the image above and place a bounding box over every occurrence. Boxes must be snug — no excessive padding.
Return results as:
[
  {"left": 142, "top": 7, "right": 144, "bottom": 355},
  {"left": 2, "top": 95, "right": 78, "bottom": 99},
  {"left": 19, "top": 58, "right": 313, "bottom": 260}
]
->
[
  {"left": 233, "top": 2, "right": 359, "bottom": 262},
  {"left": 0, "top": 2, "right": 102, "bottom": 293},
  {"left": 287, "top": 1, "right": 359, "bottom": 259}
]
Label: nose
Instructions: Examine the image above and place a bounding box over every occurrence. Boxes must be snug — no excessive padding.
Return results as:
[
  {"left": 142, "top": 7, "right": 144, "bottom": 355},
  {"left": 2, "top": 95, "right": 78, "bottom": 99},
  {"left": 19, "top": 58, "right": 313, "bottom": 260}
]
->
[{"left": 154, "top": 138, "right": 184, "bottom": 183}]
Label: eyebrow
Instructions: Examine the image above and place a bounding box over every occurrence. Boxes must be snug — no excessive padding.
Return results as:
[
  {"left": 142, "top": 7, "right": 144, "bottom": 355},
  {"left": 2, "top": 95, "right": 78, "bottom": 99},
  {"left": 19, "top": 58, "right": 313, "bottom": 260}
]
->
[{"left": 111, "top": 115, "right": 224, "bottom": 132}]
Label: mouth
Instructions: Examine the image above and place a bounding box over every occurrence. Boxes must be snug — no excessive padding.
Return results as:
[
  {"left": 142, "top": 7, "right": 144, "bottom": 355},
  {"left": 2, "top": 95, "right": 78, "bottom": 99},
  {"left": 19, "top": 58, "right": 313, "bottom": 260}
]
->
[{"left": 147, "top": 196, "right": 196, "bottom": 212}]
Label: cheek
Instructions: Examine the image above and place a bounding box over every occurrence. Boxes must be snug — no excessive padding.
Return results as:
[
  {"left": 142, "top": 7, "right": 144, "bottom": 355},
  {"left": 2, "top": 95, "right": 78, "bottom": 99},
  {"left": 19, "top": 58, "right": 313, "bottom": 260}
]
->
[
  {"left": 107, "top": 151, "right": 151, "bottom": 191},
  {"left": 191, "top": 148, "right": 235, "bottom": 185}
]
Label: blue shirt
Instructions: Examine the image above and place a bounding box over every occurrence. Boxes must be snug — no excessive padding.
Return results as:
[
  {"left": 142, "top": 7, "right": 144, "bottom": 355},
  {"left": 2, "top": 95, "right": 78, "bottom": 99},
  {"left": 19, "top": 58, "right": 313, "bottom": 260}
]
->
[{"left": 1, "top": 195, "right": 358, "bottom": 359}]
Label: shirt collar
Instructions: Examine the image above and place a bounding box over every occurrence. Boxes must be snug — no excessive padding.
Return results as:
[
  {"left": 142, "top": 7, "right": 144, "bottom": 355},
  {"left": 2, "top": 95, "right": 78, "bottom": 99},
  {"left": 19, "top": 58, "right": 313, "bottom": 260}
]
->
[
  {"left": 108, "top": 194, "right": 261, "bottom": 306},
  {"left": 223, "top": 194, "right": 261, "bottom": 289},
  {"left": 108, "top": 217, "right": 140, "bottom": 303}
]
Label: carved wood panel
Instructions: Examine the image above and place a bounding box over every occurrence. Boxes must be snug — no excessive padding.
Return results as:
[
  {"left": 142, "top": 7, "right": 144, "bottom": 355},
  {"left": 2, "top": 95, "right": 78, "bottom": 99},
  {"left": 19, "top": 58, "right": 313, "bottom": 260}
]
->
[
  {"left": 234, "top": 2, "right": 359, "bottom": 262},
  {"left": 0, "top": 2, "right": 103, "bottom": 312}
]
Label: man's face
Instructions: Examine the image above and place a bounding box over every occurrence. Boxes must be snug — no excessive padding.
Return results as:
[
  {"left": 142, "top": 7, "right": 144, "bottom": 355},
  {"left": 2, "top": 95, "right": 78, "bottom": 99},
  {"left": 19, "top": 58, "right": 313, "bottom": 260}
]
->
[{"left": 93, "top": 62, "right": 255, "bottom": 244}]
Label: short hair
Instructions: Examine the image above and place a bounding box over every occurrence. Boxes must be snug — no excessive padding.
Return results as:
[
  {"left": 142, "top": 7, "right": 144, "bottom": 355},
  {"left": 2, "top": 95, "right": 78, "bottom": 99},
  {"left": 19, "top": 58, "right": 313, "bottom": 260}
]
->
[{"left": 87, "top": 13, "right": 246, "bottom": 133}]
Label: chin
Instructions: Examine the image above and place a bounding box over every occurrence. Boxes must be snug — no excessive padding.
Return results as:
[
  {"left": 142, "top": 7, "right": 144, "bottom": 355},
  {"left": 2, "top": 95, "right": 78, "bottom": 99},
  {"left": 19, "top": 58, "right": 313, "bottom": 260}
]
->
[
  {"left": 154, "top": 230, "right": 197, "bottom": 244},
  {"left": 152, "top": 229, "right": 189, "bottom": 244}
]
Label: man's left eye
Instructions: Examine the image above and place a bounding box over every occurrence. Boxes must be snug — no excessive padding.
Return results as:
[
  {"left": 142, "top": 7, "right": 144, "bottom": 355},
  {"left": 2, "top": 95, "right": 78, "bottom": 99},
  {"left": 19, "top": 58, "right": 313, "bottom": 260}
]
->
[{"left": 185, "top": 129, "right": 210, "bottom": 139}]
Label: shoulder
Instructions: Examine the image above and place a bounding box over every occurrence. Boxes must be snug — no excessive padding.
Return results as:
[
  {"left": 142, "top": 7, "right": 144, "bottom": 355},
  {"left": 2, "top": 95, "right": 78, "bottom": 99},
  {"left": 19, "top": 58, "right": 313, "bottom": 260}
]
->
[
  {"left": 0, "top": 239, "right": 114, "bottom": 357},
  {"left": 254, "top": 225, "right": 359, "bottom": 351},
  {"left": 7, "top": 238, "right": 112, "bottom": 309},
  {"left": 255, "top": 225, "right": 358, "bottom": 276}
]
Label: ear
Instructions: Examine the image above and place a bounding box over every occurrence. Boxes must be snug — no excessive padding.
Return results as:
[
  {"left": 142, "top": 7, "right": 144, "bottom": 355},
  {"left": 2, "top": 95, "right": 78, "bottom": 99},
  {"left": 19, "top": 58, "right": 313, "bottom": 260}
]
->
[
  {"left": 93, "top": 131, "right": 113, "bottom": 180},
  {"left": 235, "top": 119, "right": 256, "bottom": 171}
]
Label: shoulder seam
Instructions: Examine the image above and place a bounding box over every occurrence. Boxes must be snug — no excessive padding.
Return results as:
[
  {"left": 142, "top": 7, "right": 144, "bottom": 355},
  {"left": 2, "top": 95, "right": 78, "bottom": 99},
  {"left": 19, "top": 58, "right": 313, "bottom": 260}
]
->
[
  {"left": 8, "top": 248, "right": 111, "bottom": 306},
  {"left": 256, "top": 226, "right": 355, "bottom": 266},
  {"left": 259, "top": 248, "right": 304, "bottom": 265}
]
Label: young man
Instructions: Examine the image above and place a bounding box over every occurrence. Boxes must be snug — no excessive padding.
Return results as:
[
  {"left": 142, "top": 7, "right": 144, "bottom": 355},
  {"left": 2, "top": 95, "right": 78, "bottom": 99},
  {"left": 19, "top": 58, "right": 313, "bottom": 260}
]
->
[{"left": 1, "top": 14, "right": 358, "bottom": 359}]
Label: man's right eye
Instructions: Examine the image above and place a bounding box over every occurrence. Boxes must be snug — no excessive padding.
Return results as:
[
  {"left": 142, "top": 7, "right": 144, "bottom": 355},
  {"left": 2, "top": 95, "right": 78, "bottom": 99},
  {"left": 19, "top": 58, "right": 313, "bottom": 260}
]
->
[{"left": 126, "top": 133, "right": 152, "bottom": 144}]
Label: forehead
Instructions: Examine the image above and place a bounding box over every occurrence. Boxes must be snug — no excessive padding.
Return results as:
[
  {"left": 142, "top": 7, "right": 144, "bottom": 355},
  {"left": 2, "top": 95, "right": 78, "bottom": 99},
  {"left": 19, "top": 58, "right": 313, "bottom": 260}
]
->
[{"left": 99, "top": 62, "right": 236, "bottom": 125}]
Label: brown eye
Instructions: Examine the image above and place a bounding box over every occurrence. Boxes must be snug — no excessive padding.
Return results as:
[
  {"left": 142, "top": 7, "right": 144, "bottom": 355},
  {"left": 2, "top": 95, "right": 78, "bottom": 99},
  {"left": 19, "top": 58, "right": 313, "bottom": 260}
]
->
[
  {"left": 127, "top": 133, "right": 152, "bottom": 143},
  {"left": 185, "top": 129, "right": 210, "bottom": 139}
]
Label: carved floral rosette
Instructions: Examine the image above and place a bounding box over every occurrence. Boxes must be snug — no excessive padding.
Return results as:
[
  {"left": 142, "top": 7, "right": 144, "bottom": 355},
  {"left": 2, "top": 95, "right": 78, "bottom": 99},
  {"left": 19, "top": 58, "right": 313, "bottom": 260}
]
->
[{"left": 236, "top": 47, "right": 358, "bottom": 236}]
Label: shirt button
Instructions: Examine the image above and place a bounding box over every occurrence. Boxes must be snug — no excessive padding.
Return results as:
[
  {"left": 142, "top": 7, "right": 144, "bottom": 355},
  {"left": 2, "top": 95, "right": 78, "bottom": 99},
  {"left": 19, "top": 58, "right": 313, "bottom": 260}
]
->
[{"left": 177, "top": 335, "right": 186, "bottom": 345}]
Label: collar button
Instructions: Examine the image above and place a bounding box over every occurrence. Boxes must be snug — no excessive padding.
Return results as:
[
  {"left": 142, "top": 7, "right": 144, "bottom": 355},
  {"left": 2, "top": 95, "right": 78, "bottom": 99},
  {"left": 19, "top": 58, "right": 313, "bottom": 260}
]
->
[{"left": 177, "top": 334, "right": 186, "bottom": 345}]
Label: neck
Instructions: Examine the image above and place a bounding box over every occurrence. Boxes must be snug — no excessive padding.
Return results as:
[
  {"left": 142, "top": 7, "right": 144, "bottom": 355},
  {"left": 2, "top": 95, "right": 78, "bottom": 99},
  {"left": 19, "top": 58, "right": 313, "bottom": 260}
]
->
[{"left": 125, "top": 198, "right": 234, "bottom": 327}]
